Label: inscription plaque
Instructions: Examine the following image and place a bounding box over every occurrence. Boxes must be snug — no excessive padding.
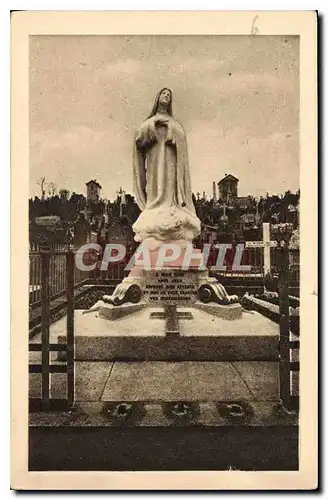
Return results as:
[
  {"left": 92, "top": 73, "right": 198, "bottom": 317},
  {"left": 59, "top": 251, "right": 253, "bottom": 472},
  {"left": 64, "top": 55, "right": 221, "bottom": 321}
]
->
[{"left": 142, "top": 269, "right": 199, "bottom": 306}]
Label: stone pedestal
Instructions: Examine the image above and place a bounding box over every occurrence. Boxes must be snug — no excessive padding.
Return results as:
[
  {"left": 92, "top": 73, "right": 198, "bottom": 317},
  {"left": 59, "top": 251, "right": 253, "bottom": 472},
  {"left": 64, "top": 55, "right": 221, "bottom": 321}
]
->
[{"left": 97, "top": 264, "right": 242, "bottom": 330}]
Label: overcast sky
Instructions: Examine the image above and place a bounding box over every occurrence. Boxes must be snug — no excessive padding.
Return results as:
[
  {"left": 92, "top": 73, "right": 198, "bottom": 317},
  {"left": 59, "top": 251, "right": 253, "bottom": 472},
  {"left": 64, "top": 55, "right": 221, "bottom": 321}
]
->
[{"left": 30, "top": 35, "right": 299, "bottom": 201}]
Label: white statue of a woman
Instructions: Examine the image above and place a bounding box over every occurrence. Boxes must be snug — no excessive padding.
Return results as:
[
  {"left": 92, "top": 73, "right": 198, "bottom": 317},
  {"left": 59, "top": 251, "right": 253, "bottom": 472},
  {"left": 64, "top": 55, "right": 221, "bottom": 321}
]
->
[{"left": 132, "top": 88, "right": 201, "bottom": 243}]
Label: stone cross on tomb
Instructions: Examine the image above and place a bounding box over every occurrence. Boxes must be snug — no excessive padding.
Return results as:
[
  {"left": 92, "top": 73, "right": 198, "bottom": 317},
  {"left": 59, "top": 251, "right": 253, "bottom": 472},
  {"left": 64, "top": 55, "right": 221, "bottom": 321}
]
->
[
  {"left": 150, "top": 306, "right": 193, "bottom": 336},
  {"left": 245, "top": 222, "right": 277, "bottom": 276}
]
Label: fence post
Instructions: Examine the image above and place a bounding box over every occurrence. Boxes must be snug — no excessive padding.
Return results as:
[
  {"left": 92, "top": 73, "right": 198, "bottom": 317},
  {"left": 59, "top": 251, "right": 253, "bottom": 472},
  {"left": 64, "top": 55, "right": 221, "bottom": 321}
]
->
[
  {"left": 40, "top": 250, "right": 50, "bottom": 410},
  {"left": 278, "top": 239, "right": 291, "bottom": 410},
  {"left": 66, "top": 249, "right": 75, "bottom": 408}
]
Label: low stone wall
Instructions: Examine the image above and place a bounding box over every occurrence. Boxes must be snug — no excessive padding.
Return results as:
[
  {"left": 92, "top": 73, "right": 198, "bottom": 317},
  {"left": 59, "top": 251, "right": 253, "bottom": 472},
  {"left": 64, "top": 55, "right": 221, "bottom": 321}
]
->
[
  {"left": 29, "top": 285, "right": 116, "bottom": 338},
  {"left": 241, "top": 294, "right": 299, "bottom": 335}
]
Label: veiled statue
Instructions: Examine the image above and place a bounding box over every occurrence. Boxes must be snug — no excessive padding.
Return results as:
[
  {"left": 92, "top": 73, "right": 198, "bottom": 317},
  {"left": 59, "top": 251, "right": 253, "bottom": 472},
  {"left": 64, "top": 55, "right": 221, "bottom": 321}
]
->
[
  {"left": 85, "top": 88, "right": 241, "bottom": 320},
  {"left": 132, "top": 88, "right": 201, "bottom": 242}
]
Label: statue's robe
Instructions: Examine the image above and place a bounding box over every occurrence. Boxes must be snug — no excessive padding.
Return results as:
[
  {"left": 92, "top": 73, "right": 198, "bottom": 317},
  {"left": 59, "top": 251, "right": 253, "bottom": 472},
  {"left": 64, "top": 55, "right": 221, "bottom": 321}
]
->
[{"left": 132, "top": 113, "right": 201, "bottom": 242}]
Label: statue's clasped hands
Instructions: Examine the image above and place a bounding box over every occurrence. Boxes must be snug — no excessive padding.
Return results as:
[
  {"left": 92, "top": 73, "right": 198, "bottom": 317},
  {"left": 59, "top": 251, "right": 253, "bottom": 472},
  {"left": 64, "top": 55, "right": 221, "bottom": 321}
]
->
[
  {"left": 156, "top": 115, "right": 176, "bottom": 144},
  {"left": 149, "top": 114, "right": 175, "bottom": 144},
  {"left": 153, "top": 115, "right": 169, "bottom": 126}
]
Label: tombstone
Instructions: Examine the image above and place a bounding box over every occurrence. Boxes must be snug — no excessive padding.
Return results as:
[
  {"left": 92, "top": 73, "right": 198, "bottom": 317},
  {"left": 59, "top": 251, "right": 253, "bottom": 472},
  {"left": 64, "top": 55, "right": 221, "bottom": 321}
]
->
[
  {"left": 31, "top": 215, "right": 71, "bottom": 250},
  {"left": 83, "top": 88, "right": 244, "bottom": 334},
  {"left": 35, "top": 215, "right": 61, "bottom": 227},
  {"left": 74, "top": 212, "right": 90, "bottom": 248},
  {"left": 245, "top": 222, "right": 277, "bottom": 276}
]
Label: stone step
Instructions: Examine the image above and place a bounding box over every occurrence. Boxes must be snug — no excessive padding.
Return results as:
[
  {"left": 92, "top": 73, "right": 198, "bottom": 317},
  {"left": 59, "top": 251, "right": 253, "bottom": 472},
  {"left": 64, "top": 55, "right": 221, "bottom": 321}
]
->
[{"left": 29, "top": 360, "right": 281, "bottom": 403}]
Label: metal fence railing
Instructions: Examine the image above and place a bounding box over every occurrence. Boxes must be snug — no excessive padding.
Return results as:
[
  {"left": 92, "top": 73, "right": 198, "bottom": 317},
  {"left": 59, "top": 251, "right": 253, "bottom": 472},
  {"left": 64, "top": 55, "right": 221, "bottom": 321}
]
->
[
  {"left": 29, "top": 250, "right": 75, "bottom": 411},
  {"left": 88, "top": 251, "right": 134, "bottom": 283},
  {"left": 29, "top": 249, "right": 90, "bottom": 308},
  {"left": 29, "top": 247, "right": 134, "bottom": 309},
  {"left": 29, "top": 253, "right": 42, "bottom": 305}
]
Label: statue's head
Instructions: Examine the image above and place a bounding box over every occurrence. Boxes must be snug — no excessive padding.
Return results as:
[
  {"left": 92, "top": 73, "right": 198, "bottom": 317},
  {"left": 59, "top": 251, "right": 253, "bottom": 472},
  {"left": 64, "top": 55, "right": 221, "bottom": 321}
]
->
[
  {"left": 148, "top": 87, "right": 173, "bottom": 117},
  {"left": 158, "top": 88, "right": 172, "bottom": 108}
]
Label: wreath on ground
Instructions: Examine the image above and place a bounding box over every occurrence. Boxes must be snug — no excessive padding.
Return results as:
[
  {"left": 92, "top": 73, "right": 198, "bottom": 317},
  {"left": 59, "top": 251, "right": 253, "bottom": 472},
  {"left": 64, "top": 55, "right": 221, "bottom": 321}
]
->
[
  {"left": 162, "top": 401, "right": 200, "bottom": 423},
  {"left": 101, "top": 401, "right": 146, "bottom": 425},
  {"left": 217, "top": 401, "right": 253, "bottom": 424}
]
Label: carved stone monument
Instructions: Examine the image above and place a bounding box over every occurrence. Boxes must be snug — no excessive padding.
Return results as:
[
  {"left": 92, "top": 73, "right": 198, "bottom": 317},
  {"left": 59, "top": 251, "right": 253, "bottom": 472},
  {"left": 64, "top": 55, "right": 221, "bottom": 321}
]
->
[{"left": 91, "top": 88, "right": 243, "bottom": 333}]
